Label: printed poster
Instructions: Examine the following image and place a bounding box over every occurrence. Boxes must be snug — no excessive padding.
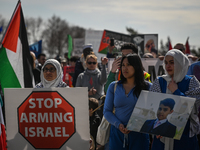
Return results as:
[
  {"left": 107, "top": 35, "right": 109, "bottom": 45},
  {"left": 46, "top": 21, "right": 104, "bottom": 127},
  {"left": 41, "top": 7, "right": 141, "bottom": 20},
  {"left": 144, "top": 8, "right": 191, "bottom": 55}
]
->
[{"left": 127, "top": 90, "right": 195, "bottom": 139}]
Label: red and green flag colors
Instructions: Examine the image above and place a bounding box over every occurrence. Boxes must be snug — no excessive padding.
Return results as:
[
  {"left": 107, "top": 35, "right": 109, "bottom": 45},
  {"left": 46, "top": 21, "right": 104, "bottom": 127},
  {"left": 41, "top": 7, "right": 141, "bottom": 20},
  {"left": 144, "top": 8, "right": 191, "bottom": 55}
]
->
[
  {"left": 0, "top": 103, "right": 6, "bottom": 150},
  {"left": 98, "top": 30, "right": 110, "bottom": 54},
  {"left": 68, "top": 34, "right": 73, "bottom": 59},
  {"left": 0, "top": 1, "right": 33, "bottom": 93}
]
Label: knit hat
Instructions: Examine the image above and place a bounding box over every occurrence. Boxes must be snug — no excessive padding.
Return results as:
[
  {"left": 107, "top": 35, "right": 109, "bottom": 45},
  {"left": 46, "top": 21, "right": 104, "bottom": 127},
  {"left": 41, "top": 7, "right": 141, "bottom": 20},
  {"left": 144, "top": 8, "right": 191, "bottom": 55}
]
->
[{"left": 83, "top": 44, "right": 93, "bottom": 51}]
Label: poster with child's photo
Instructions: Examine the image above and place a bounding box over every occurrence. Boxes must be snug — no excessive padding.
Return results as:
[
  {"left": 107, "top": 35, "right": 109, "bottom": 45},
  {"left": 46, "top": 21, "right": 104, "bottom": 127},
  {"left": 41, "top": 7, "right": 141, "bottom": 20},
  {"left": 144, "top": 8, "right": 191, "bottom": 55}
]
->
[{"left": 126, "top": 90, "right": 196, "bottom": 140}]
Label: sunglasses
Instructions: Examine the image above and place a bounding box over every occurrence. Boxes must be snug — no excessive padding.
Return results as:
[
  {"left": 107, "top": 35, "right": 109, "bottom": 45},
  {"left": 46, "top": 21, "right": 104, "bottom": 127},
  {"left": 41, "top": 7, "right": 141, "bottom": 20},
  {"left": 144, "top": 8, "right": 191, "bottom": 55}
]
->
[
  {"left": 43, "top": 67, "right": 56, "bottom": 73},
  {"left": 87, "top": 62, "right": 97, "bottom": 65}
]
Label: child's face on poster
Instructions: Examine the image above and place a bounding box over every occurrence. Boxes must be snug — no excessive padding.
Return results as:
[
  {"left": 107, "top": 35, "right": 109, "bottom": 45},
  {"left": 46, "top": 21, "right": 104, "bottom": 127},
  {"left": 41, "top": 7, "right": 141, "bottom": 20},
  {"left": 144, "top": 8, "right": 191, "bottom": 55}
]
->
[{"left": 157, "top": 104, "right": 173, "bottom": 120}]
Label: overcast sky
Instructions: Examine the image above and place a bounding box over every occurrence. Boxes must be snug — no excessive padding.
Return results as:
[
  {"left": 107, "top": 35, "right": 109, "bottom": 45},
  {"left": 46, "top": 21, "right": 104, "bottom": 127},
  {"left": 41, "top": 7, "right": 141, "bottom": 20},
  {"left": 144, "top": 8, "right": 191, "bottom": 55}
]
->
[{"left": 1, "top": 0, "right": 200, "bottom": 49}]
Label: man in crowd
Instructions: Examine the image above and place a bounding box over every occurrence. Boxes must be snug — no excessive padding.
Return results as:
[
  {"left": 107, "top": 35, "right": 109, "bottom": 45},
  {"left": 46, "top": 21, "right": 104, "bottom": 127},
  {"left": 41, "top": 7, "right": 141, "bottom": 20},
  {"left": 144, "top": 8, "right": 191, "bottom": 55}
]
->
[
  {"left": 72, "top": 44, "right": 94, "bottom": 87},
  {"left": 104, "top": 43, "right": 151, "bottom": 93},
  {"left": 36, "top": 53, "right": 46, "bottom": 71}
]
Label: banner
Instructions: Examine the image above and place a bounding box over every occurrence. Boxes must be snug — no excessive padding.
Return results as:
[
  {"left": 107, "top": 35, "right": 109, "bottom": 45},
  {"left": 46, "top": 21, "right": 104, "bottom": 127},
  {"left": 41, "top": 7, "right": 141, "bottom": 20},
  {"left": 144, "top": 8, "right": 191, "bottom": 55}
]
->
[
  {"left": 98, "top": 30, "right": 132, "bottom": 55},
  {"left": 141, "top": 58, "right": 164, "bottom": 82},
  {"left": 85, "top": 30, "right": 105, "bottom": 62}
]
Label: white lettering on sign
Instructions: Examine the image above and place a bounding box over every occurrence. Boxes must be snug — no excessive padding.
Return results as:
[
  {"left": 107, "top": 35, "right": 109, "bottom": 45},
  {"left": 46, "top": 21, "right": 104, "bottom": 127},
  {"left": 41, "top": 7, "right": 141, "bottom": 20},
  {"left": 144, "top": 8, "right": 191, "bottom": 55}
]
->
[
  {"left": 24, "top": 127, "right": 70, "bottom": 137},
  {"left": 29, "top": 98, "right": 62, "bottom": 108},
  {"left": 20, "top": 112, "right": 73, "bottom": 123},
  {"left": 29, "top": 127, "right": 36, "bottom": 137},
  {"left": 64, "top": 113, "right": 73, "bottom": 122},
  {"left": 20, "top": 113, "right": 28, "bottom": 122}
]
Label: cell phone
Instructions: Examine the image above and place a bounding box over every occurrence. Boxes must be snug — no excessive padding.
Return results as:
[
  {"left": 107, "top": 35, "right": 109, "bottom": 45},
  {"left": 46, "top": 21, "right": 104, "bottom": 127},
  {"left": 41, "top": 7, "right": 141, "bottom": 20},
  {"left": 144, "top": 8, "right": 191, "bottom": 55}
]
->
[
  {"left": 116, "top": 55, "right": 122, "bottom": 60},
  {"left": 110, "top": 38, "right": 114, "bottom": 46}
]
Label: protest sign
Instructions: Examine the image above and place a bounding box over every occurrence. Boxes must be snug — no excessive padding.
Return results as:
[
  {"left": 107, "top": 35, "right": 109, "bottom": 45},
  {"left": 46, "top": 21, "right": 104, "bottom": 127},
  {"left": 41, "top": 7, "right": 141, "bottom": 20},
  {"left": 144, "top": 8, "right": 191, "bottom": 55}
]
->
[
  {"left": 127, "top": 90, "right": 195, "bottom": 139},
  {"left": 98, "top": 30, "right": 131, "bottom": 55},
  {"left": 5, "top": 88, "right": 89, "bottom": 150},
  {"left": 63, "top": 66, "right": 75, "bottom": 87},
  {"left": 132, "top": 34, "right": 158, "bottom": 58},
  {"left": 72, "top": 38, "right": 85, "bottom": 57},
  {"left": 141, "top": 58, "right": 164, "bottom": 81}
]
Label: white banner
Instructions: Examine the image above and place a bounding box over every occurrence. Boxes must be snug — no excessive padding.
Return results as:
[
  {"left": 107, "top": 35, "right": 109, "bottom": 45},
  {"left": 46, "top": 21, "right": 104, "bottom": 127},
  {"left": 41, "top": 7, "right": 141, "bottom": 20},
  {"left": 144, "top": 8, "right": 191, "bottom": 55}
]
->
[
  {"left": 85, "top": 30, "right": 105, "bottom": 62},
  {"left": 141, "top": 58, "right": 164, "bottom": 81},
  {"left": 72, "top": 38, "right": 85, "bottom": 57}
]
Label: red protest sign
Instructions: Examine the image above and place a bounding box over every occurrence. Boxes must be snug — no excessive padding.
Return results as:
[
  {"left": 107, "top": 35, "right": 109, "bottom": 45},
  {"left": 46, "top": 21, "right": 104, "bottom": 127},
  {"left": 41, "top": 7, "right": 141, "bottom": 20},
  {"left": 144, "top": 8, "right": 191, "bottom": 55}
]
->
[
  {"left": 63, "top": 66, "right": 75, "bottom": 87},
  {"left": 18, "top": 91, "right": 75, "bottom": 149}
]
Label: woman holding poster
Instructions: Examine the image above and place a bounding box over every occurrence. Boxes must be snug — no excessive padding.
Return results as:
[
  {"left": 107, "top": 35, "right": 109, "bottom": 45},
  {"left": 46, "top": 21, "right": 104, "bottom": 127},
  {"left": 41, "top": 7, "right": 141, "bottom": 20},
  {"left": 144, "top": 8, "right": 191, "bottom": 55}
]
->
[
  {"left": 150, "top": 49, "right": 200, "bottom": 150},
  {"left": 104, "top": 54, "right": 152, "bottom": 150}
]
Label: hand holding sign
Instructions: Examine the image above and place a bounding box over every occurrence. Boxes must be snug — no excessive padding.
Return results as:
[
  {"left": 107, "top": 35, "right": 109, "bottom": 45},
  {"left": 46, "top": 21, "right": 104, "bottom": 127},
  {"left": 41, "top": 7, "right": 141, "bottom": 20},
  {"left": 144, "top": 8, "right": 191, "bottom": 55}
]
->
[{"left": 119, "top": 124, "right": 130, "bottom": 134}]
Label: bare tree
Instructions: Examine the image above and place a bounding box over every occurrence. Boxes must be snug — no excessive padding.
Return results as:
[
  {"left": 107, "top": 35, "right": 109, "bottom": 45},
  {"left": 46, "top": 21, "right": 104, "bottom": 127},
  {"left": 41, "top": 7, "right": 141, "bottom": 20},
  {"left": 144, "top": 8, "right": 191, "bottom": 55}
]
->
[
  {"left": 126, "top": 27, "right": 138, "bottom": 35},
  {"left": 70, "top": 26, "right": 85, "bottom": 38},
  {"left": 191, "top": 48, "right": 200, "bottom": 58},
  {"left": 25, "top": 17, "right": 44, "bottom": 44},
  {"left": 42, "top": 15, "right": 70, "bottom": 57}
]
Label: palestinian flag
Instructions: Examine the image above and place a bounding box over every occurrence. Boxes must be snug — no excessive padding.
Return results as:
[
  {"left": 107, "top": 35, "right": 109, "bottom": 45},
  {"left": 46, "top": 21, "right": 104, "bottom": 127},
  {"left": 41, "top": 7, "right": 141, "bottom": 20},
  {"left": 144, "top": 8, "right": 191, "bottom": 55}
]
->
[
  {"left": 0, "top": 1, "right": 33, "bottom": 93},
  {"left": 98, "top": 30, "right": 110, "bottom": 54},
  {"left": 0, "top": 104, "right": 6, "bottom": 150}
]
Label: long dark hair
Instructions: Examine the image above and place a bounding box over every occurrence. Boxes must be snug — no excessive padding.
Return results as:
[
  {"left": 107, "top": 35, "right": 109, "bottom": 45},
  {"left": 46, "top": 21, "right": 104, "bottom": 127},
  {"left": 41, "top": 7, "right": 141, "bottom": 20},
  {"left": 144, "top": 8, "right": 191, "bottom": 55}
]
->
[{"left": 120, "top": 54, "right": 148, "bottom": 97}]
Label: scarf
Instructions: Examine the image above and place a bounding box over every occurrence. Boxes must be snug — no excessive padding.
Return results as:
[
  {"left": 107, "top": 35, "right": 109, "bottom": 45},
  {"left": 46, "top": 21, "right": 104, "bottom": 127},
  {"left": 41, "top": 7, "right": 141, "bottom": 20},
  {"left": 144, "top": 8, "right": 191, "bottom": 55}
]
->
[
  {"left": 40, "top": 59, "right": 63, "bottom": 88},
  {"left": 161, "top": 49, "right": 189, "bottom": 150}
]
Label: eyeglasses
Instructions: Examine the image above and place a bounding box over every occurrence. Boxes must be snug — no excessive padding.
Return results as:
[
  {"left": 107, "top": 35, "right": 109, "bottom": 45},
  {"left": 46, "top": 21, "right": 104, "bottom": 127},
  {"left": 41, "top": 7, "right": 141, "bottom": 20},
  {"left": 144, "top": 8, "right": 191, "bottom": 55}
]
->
[
  {"left": 87, "top": 62, "right": 97, "bottom": 65},
  {"left": 43, "top": 67, "right": 56, "bottom": 73}
]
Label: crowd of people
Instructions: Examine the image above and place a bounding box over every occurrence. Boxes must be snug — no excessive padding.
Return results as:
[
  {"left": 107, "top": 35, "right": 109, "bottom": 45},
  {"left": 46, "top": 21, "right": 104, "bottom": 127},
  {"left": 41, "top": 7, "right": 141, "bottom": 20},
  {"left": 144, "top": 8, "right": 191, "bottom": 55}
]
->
[{"left": 3, "top": 40, "right": 200, "bottom": 150}]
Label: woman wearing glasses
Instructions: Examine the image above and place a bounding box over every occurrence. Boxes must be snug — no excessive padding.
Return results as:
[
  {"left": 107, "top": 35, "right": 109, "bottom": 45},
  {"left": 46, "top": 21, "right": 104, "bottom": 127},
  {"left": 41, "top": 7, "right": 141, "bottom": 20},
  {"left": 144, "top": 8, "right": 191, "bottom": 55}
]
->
[
  {"left": 76, "top": 54, "right": 108, "bottom": 100},
  {"left": 35, "top": 59, "right": 68, "bottom": 88}
]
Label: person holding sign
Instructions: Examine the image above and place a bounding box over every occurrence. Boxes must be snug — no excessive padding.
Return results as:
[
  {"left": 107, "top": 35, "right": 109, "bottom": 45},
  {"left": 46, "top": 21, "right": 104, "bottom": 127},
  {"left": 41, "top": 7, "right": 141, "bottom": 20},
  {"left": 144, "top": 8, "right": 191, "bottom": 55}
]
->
[
  {"left": 150, "top": 49, "right": 200, "bottom": 150},
  {"left": 140, "top": 98, "right": 176, "bottom": 138},
  {"left": 104, "top": 54, "right": 152, "bottom": 150},
  {"left": 35, "top": 59, "right": 68, "bottom": 88}
]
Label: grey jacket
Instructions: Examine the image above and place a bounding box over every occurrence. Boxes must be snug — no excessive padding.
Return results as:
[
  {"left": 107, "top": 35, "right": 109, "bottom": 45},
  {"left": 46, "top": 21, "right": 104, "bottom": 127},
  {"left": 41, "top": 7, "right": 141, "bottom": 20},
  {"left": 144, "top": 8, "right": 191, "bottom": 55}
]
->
[{"left": 75, "top": 65, "right": 107, "bottom": 99}]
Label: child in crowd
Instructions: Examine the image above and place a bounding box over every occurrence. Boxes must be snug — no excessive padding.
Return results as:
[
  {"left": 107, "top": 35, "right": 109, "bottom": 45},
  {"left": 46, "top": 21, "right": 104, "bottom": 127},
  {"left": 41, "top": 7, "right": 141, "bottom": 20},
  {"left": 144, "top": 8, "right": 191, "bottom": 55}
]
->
[{"left": 89, "top": 98, "right": 101, "bottom": 150}]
